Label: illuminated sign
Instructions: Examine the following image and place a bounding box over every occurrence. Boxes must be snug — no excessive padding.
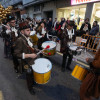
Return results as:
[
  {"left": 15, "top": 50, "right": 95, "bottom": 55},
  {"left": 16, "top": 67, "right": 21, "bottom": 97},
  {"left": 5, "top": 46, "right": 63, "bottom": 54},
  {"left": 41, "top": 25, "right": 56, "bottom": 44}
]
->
[{"left": 71, "top": 0, "right": 100, "bottom": 5}]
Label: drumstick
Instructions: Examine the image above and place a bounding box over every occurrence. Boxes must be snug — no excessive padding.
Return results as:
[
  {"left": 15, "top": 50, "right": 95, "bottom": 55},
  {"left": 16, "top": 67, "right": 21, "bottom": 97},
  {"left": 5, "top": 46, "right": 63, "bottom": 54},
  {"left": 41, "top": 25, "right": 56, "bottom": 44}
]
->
[
  {"left": 2, "top": 24, "right": 7, "bottom": 27},
  {"left": 37, "top": 45, "right": 50, "bottom": 55}
]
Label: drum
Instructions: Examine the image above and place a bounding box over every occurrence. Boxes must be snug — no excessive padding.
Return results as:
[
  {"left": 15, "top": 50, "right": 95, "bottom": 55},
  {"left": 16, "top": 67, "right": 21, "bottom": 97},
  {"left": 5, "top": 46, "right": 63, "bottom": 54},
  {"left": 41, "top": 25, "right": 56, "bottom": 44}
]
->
[
  {"left": 30, "top": 31, "right": 38, "bottom": 45},
  {"left": 42, "top": 41, "right": 56, "bottom": 56},
  {"left": 32, "top": 58, "right": 52, "bottom": 84},
  {"left": 69, "top": 46, "right": 78, "bottom": 55},
  {"left": 71, "top": 65, "right": 88, "bottom": 81}
]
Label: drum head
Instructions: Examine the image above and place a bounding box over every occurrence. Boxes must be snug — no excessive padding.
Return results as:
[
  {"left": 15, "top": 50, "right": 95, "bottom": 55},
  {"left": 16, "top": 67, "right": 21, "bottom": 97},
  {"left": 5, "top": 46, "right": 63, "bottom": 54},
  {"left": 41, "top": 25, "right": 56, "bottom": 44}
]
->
[
  {"left": 30, "top": 31, "right": 35, "bottom": 36},
  {"left": 69, "top": 46, "right": 78, "bottom": 51},
  {"left": 73, "top": 42, "right": 77, "bottom": 46},
  {"left": 32, "top": 58, "right": 52, "bottom": 74},
  {"left": 42, "top": 41, "right": 56, "bottom": 49}
]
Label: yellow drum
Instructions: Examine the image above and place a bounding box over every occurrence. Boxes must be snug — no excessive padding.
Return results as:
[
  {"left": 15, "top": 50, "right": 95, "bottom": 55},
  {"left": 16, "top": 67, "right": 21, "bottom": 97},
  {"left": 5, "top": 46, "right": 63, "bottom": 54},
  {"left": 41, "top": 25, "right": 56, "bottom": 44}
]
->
[
  {"left": 42, "top": 41, "right": 56, "bottom": 56},
  {"left": 30, "top": 31, "right": 38, "bottom": 45},
  {"left": 71, "top": 65, "right": 88, "bottom": 81},
  {"left": 32, "top": 58, "right": 52, "bottom": 84}
]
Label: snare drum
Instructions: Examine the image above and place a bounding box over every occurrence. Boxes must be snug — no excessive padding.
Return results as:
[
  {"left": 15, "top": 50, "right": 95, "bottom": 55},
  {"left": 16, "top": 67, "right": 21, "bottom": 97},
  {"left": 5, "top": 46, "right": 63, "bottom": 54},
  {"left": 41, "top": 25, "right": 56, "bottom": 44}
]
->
[
  {"left": 69, "top": 46, "right": 78, "bottom": 55},
  {"left": 42, "top": 41, "right": 56, "bottom": 56},
  {"left": 71, "top": 65, "right": 88, "bottom": 81},
  {"left": 32, "top": 58, "right": 52, "bottom": 84}
]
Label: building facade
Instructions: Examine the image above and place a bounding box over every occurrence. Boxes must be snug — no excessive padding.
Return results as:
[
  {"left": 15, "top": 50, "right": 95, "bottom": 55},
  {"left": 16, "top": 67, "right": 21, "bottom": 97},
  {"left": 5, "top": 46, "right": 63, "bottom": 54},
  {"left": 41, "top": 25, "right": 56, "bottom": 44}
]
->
[
  {"left": 1, "top": 0, "right": 100, "bottom": 28},
  {"left": 1, "top": 0, "right": 26, "bottom": 19},
  {"left": 22, "top": 0, "right": 100, "bottom": 28}
]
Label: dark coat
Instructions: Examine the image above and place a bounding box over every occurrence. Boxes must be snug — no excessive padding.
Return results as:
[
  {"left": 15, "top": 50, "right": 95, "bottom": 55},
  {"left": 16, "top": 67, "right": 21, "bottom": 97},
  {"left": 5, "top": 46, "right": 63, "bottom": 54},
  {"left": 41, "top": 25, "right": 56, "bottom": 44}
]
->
[
  {"left": 80, "top": 49, "right": 100, "bottom": 99},
  {"left": 89, "top": 25, "right": 99, "bottom": 36},
  {"left": 58, "top": 28, "right": 76, "bottom": 54},
  {"left": 14, "top": 34, "right": 37, "bottom": 65},
  {"left": 80, "top": 23, "right": 91, "bottom": 32}
]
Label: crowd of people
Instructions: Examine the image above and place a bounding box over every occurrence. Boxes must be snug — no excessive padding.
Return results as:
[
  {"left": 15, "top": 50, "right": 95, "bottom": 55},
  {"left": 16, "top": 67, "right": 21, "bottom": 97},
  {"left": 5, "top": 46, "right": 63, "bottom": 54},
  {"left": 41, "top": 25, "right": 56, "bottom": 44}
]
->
[{"left": 0, "top": 15, "right": 100, "bottom": 100}]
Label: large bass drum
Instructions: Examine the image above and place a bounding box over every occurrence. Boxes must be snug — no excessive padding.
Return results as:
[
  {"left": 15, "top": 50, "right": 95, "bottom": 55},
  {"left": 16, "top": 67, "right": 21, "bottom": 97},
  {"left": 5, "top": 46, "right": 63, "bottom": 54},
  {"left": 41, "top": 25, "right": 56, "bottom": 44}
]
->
[{"left": 32, "top": 58, "right": 52, "bottom": 84}]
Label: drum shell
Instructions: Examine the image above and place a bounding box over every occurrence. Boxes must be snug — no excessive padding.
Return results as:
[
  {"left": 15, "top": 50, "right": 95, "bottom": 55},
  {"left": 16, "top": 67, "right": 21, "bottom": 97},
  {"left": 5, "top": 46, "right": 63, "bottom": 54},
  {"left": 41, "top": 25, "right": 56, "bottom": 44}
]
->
[
  {"left": 42, "top": 41, "right": 56, "bottom": 56},
  {"left": 30, "top": 34, "right": 38, "bottom": 45},
  {"left": 69, "top": 50, "right": 77, "bottom": 55},
  {"left": 33, "top": 70, "right": 51, "bottom": 84},
  {"left": 71, "top": 65, "right": 88, "bottom": 81},
  {"left": 76, "top": 50, "right": 81, "bottom": 55},
  {"left": 43, "top": 47, "right": 56, "bottom": 56}
]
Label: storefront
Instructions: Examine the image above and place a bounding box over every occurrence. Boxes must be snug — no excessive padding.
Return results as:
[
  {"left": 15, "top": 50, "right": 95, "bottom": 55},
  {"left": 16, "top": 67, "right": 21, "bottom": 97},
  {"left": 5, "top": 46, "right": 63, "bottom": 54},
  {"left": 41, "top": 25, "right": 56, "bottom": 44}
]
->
[
  {"left": 57, "top": 0, "right": 100, "bottom": 29},
  {"left": 91, "top": 2, "right": 100, "bottom": 27},
  {"left": 57, "top": 5, "right": 86, "bottom": 29}
]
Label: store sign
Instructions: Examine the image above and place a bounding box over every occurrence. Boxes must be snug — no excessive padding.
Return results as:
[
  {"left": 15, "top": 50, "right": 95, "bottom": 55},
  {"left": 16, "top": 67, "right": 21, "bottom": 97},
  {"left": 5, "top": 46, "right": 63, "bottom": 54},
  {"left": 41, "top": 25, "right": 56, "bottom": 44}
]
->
[{"left": 71, "top": 0, "right": 100, "bottom": 5}]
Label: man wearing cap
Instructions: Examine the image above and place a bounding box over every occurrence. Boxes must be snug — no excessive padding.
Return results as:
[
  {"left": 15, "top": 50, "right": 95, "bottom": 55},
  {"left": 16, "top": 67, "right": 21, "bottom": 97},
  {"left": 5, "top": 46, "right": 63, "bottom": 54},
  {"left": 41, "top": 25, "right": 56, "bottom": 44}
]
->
[
  {"left": 14, "top": 21, "right": 38, "bottom": 95},
  {"left": 3, "top": 15, "right": 19, "bottom": 72},
  {"left": 58, "top": 21, "right": 76, "bottom": 72}
]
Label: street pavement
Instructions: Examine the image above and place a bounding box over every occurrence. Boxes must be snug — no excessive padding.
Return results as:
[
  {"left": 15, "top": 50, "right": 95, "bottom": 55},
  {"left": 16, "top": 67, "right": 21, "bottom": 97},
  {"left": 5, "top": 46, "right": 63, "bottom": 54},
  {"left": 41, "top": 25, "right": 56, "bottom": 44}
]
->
[{"left": 0, "top": 37, "right": 98, "bottom": 100}]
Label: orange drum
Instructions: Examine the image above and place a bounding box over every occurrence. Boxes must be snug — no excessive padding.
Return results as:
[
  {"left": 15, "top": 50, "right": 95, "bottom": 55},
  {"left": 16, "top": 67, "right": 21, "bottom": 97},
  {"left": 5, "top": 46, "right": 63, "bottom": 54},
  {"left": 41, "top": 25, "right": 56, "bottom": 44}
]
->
[{"left": 71, "top": 65, "right": 88, "bottom": 81}]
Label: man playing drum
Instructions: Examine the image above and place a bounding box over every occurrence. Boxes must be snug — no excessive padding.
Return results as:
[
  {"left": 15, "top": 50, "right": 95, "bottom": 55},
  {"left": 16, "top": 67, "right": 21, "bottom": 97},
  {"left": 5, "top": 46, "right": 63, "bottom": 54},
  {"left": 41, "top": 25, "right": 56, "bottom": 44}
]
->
[
  {"left": 3, "top": 15, "right": 20, "bottom": 73},
  {"left": 80, "top": 48, "right": 100, "bottom": 100},
  {"left": 58, "top": 21, "right": 76, "bottom": 72},
  {"left": 14, "top": 21, "right": 38, "bottom": 95}
]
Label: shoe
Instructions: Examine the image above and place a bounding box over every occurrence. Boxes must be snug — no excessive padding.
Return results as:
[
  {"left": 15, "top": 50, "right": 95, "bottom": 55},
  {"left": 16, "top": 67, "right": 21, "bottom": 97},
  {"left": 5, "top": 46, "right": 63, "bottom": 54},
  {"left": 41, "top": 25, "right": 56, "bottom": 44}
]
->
[{"left": 29, "top": 88, "right": 35, "bottom": 95}]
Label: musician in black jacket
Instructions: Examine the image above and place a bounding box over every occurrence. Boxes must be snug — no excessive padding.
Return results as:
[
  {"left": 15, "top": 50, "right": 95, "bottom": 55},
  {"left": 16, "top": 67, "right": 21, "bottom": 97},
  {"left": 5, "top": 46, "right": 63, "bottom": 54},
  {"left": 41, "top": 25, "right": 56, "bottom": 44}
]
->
[
  {"left": 4, "top": 15, "right": 20, "bottom": 72},
  {"left": 58, "top": 21, "right": 76, "bottom": 72}
]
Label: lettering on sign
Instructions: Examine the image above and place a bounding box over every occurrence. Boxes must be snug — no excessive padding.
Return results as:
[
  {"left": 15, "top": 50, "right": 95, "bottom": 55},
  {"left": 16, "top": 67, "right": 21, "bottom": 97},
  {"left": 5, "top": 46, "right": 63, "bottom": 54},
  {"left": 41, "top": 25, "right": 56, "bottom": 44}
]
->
[{"left": 71, "top": 0, "right": 100, "bottom": 5}]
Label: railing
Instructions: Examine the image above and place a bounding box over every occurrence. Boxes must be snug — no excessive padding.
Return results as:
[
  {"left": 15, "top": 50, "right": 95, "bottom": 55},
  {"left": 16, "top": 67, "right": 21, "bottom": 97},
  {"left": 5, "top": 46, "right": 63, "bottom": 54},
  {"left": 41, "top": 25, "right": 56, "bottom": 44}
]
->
[{"left": 76, "top": 34, "right": 100, "bottom": 52}]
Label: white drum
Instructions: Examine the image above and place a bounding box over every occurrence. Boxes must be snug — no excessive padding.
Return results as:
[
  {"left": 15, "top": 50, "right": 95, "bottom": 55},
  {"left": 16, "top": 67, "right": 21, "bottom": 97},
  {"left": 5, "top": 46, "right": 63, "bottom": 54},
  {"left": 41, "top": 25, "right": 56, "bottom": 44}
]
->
[
  {"left": 32, "top": 58, "right": 52, "bottom": 84},
  {"left": 69, "top": 45, "right": 78, "bottom": 55},
  {"left": 42, "top": 41, "right": 56, "bottom": 56}
]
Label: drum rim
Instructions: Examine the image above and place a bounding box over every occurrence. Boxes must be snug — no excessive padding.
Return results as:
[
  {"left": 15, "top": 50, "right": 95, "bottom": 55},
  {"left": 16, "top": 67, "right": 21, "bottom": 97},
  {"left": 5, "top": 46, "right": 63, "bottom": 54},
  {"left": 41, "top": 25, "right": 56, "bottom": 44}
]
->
[
  {"left": 69, "top": 46, "right": 78, "bottom": 51},
  {"left": 32, "top": 58, "right": 52, "bottom": 74},
  {"left": 42, "top": 41, "right": 56, "bottom": 49}
]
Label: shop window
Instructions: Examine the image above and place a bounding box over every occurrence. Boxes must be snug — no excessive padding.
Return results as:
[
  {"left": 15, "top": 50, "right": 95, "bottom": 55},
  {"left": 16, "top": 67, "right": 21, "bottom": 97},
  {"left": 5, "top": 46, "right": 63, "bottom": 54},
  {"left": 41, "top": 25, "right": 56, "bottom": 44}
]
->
[
  {"left": 57, "top": 5, "right": 86, "bottom": 29},
  {"left": 91, "top": 3, "right": 100, "bottom": 29}
]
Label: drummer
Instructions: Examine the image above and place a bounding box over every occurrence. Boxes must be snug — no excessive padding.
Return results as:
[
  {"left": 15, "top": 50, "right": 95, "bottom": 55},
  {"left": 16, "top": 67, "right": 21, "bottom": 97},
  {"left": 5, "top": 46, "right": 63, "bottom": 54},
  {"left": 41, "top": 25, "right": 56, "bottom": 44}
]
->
[
  {"left": 80, "top": 48, "right": 100, "bottom": 100},
  {"left": 36, "top": 21, "right": 48, "bottom": 51},
  {"left": 58, "top": 21, "right": 76, "bottom": 72},
  {"left": 14, "top": 21, "right": 38, "bottom": 95}
]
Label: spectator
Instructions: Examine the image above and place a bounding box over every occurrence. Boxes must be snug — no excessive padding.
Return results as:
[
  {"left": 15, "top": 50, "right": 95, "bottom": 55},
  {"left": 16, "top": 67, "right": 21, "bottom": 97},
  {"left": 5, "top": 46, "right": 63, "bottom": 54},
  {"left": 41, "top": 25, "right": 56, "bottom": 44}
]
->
[
  {"left": 80, "top": 18, "right": 91, "bottom": 36},
  {"left": 60, "top": 18, "right": 65, "bottom": 27},
  {"left": 55, "top": 21, "right": 61, "bottom": 32},
  {"left": 47, "top": 18, "right": 52, "bottom": 31},
  {"left": 89, "top": 21, "right": 99, "bottom": 36},
  {"left": 53, "top": 18, "right": 57, "bottom": 28}
]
